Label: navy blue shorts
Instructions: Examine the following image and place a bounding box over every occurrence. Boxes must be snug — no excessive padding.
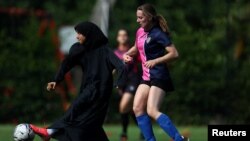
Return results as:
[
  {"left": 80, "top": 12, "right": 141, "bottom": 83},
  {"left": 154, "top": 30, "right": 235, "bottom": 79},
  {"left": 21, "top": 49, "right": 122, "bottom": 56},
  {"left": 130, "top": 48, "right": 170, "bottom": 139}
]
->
[
  {"left": 123, "top": 83, "right": 138, "bottom": 95},
  {"left": 121, "top": 73, "right": 140, "bottom": 95},
  {"left": 140, "top": 79, "right": 174, "bottom": 93}
]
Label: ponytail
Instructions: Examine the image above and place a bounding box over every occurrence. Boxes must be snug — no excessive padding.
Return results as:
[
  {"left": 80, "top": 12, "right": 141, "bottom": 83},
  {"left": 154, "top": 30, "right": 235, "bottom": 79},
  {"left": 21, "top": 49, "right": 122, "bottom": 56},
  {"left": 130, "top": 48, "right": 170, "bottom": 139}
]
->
[{"left": 156, "top": 15, "right": 170, "bottom": 35}]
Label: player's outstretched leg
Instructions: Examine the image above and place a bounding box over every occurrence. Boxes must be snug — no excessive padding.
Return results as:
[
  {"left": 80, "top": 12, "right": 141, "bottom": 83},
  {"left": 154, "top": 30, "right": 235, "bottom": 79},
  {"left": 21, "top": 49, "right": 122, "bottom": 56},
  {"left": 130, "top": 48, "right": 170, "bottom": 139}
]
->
[
  {"left": 29, "top": 124, "right": 50, "bottom": 141},
  {"left": 156, "top": 114, "right": 182, "bottom": 141},
  {"left": 156, "top": 114, "right": 190, "bottom": 141}
]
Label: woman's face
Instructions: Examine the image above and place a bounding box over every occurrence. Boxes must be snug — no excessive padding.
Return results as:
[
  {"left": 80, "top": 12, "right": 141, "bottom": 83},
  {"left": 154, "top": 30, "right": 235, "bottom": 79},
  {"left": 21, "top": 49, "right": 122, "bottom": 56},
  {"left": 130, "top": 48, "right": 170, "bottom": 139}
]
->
[
  {"left": 136, "top": 10, "right": 151, "bottom": 29},
  {"left": 117, "top": 30, "right": 129, "bottom": 45},
  {"left": 76, "top": 33, "right": 86, "bottom": 44}
]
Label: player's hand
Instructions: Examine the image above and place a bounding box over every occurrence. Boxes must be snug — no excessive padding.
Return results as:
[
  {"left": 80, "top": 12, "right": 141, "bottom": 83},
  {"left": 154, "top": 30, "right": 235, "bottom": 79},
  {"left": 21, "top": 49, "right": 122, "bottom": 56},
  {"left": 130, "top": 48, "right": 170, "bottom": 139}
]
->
[
  {"left": 47, "top": 82, "right": 56, "bottom": 91},
  {"left": 145, "top": 59, "right": 157, "bottom": 68},
  {"left": 123, "top": 54, "right": 133, "bottom": 63}
]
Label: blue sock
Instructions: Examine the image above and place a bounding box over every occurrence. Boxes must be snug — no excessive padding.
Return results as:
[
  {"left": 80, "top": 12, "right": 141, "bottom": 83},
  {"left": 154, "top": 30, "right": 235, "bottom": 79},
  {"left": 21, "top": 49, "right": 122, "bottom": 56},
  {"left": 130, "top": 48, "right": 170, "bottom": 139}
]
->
[
  {"left": 156, "top": 114, "right": 183, "bottom": 141},
  {"left": 136, "top": 114, "right": 156, "bottom": 141}
]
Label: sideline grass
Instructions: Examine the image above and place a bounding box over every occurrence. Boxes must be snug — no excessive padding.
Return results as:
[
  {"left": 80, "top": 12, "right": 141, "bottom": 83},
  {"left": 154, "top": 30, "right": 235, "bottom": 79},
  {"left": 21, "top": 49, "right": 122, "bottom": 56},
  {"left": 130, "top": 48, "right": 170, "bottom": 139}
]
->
[{"left": 0, "top": 124, "right": 207, "bottom": 141}]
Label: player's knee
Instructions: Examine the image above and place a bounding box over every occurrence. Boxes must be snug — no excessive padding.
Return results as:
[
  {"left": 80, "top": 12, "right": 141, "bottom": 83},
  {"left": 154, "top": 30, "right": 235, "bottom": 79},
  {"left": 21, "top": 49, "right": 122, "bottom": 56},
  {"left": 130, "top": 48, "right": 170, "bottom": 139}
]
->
[
  {"left": 133, "top": 105, "right": 140, "bottom": 114},
  {"left": 147, "top": 107, "right": 159, "bottom": 120},
  {"left": 133, "top": 105, "right": 144, "bottom": 116}
]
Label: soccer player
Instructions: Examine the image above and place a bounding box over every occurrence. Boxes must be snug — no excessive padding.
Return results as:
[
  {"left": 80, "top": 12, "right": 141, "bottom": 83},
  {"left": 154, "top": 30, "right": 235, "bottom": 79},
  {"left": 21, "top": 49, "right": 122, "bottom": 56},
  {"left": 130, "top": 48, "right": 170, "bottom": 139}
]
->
[
  {"left": 113, "top": 29, "right": 143, "bottom": 141},
  {"left": 30, "top": 21, "right": 127, "bottom": 141},
  {"left": 123, "top": 3, "right": 189, "bottom": 141}
]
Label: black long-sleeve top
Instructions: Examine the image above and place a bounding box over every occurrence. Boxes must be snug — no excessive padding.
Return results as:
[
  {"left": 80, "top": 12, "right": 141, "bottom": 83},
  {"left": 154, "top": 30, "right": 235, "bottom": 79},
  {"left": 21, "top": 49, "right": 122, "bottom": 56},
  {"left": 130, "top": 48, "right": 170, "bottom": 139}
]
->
[{"left": 50, "top": 43, "right": 127, "bottom": 129}]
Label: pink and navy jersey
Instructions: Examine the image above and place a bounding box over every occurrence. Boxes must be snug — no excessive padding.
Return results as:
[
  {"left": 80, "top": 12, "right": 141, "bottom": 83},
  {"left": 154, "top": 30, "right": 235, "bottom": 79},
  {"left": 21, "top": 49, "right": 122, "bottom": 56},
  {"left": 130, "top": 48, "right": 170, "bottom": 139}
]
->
[{"left": 136, "top": 27, "right": 172, "bottom": 81}]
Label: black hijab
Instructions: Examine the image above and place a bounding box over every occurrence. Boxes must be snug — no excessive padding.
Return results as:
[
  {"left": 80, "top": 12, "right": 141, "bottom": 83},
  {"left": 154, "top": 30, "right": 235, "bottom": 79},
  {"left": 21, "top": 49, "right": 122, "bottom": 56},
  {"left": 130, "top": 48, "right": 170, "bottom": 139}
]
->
[{"left": 74, "top": 21, "right": 108, "bottom": 49}]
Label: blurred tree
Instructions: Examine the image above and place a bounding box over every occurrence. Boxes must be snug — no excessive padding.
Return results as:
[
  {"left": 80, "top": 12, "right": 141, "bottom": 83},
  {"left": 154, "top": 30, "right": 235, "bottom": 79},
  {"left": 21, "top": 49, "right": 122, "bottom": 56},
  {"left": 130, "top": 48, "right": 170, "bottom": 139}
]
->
[{"left": 0, "top": 17, "right": 61, "bottom": 122}]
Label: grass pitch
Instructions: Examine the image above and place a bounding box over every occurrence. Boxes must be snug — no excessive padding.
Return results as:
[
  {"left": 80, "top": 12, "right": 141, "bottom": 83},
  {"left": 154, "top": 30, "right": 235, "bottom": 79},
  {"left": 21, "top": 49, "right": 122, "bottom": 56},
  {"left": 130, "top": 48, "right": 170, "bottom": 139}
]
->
[{"left": 1, "top": 124, "right": 207, "bottom": 141}]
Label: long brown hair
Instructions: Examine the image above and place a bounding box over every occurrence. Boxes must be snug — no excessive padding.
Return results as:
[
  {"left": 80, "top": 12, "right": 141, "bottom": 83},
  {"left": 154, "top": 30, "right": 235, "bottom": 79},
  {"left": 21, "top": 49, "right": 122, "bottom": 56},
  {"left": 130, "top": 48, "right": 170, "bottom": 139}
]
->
[{"left": 137, "top": 3, "right": 170, "bottom": 34}]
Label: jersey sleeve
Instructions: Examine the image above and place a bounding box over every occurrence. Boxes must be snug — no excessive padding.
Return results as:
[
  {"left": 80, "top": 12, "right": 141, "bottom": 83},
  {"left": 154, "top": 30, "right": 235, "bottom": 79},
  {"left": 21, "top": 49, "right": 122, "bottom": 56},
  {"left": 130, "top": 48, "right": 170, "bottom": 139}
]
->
[
  {"left": 53, "top": 43, "right": 83, "bottom": 83},
  {"left": 107, "top": 48, "right": 127, "bottom": 89},
  {"left": 156, "top": 32, "right": 172, "bottom": 47}
]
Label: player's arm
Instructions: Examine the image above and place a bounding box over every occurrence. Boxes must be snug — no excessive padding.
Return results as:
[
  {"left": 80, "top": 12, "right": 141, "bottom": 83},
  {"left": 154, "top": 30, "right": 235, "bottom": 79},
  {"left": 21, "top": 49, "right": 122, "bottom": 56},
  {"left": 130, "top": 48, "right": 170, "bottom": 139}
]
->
[
  {"left": 144, "top": 44, "right": 178, "bottom": 68},
  {"left": 123, "top": 44, "right": 138, "bottom": 63},
  {"left": 47, "top": 43, "right": 81, "bottom": 91},
  {"left": 47, "top": 57, "right": 77, "bottom": 91}
]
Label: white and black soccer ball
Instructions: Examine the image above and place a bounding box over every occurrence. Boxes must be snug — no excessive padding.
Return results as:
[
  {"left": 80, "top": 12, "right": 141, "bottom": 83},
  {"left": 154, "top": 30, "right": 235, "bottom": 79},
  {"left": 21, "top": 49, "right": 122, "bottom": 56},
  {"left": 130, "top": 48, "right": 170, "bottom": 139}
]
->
[{"left": 13, "top": 123, "right": 35, "bottom": 141}]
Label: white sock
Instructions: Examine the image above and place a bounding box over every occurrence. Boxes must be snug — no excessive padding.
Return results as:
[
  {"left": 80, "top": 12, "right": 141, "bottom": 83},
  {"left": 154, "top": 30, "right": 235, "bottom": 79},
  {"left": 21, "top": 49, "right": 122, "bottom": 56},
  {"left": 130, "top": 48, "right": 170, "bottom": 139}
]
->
[{"left": 46, "top": 129, "right": 58, "bottom": 135}]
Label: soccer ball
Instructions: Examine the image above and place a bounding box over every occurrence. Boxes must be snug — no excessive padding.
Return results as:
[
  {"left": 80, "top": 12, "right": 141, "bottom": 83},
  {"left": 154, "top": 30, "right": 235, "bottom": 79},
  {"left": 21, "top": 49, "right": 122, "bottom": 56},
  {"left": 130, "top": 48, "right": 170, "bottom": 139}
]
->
[{"left": 13, "top": 123, "right": 35, "bottom": 141}]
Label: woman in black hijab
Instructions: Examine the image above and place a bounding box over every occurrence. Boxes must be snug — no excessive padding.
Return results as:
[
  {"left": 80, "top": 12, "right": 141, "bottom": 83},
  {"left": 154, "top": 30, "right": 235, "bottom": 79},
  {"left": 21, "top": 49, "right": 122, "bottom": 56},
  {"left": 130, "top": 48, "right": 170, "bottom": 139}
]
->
[{"left": 29, "top": 22, "right": 127, "bottom": 141}]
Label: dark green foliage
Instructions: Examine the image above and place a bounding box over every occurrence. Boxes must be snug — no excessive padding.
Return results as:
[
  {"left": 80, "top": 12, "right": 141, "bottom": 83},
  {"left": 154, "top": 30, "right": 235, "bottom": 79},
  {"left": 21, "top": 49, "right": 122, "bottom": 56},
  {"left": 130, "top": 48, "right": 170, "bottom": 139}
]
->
[{"left": 0, "top": 19, "right": 61, "bottom": 122}]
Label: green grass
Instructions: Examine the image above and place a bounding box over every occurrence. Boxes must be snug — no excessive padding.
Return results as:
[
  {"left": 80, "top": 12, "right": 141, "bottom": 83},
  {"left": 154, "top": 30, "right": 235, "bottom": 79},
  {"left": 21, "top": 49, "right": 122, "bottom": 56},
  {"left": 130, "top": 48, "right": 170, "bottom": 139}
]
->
[{"left": 1, "top": 124, "right": 207, "bottom": 141}]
